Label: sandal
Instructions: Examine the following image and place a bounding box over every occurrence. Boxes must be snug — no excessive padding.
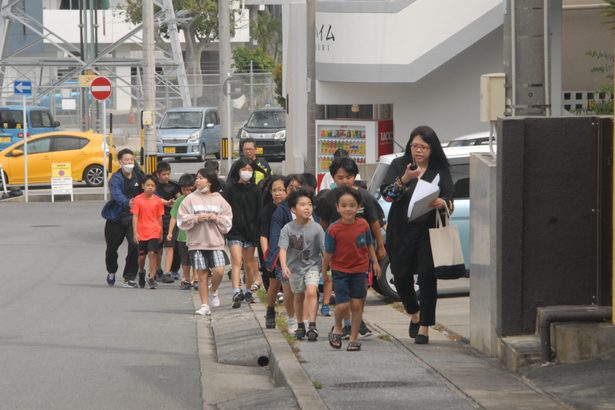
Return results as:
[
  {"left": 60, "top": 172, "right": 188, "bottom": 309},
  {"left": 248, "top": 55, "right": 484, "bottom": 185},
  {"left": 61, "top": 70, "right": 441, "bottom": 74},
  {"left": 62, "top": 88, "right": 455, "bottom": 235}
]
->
[
  {"left": 328, "top": 330, "right": 342, "bottom": 349},
  {"left": 346, "top": 341, "right": 362, "bottom": 352}
]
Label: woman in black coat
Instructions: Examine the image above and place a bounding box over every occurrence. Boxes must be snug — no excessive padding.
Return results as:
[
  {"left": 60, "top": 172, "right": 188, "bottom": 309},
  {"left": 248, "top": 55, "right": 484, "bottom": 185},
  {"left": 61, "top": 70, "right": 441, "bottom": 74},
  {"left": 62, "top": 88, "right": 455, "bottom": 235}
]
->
[{"left": 380, "top": 126, "right": 454, "bottom": 344}]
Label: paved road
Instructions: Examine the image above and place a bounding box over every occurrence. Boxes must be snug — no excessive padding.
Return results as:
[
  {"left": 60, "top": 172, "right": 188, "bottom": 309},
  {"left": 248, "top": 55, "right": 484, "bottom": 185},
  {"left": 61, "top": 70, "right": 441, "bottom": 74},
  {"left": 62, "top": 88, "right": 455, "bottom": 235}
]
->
[{"left": 0, "top": 202, "right": 202, "bottom": 409}]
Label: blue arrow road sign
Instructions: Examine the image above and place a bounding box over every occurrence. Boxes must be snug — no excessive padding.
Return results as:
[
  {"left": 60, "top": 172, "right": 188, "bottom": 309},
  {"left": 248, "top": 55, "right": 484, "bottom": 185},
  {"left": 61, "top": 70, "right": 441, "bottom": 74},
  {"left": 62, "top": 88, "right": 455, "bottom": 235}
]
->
[{"left": 14, "top": 80, "right": 32, "bottom": 95}]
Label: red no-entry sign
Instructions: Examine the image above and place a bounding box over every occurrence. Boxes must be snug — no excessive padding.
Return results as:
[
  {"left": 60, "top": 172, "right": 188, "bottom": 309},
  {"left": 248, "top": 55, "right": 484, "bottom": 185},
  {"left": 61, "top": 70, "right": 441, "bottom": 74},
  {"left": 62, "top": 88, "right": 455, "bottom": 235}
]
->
[{"left": 90, "top": 76, "right": 112, "bottom": 101}]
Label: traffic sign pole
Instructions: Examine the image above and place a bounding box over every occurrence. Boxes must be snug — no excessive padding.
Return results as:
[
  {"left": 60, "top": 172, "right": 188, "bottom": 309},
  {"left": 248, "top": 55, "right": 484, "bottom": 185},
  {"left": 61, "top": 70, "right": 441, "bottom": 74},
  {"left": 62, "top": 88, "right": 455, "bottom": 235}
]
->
[
  {"left": 23, "top": 93, "right": 28, "bottom": 203},
  {"left": 102, "top": 101, "right": 107, "bottom": 201},
  {"left": 90, "top": 76, "right": 112, "bottom": 200}
]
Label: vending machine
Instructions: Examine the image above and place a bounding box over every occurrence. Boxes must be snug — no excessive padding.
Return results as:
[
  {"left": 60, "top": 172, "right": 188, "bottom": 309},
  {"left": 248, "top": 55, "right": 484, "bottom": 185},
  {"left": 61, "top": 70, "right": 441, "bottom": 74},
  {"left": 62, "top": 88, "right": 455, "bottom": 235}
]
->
[{"left": 315, "top": 119, "right": 393, "bottom": 183}]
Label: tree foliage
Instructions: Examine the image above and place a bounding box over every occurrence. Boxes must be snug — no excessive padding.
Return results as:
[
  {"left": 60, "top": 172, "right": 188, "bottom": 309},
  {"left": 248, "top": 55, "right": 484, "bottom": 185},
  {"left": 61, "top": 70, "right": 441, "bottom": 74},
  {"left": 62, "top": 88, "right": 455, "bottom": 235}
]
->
[{"left": 232, "top": 47, "right": 275, "bottom": 72}]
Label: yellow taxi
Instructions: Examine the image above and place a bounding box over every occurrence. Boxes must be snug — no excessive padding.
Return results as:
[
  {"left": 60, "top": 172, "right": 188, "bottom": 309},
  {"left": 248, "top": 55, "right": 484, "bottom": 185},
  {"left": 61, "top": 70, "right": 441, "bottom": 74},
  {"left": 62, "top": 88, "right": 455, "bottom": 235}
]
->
[{"left": 0, "top": 131, "right": 116, "bottom": 187}]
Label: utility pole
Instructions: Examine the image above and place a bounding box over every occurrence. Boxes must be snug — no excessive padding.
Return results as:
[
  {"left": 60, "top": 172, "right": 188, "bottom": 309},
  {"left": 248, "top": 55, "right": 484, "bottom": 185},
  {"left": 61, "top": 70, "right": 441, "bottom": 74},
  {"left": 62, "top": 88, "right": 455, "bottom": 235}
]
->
[
  {"left": 142, "top": 0, "right": 157, "bottom": 173},
  {"left": 219, "top": 0, "right": 232, "bottom": 171},
  {"left": 305, "top": 0, "right": 316, "bottom": 174}
]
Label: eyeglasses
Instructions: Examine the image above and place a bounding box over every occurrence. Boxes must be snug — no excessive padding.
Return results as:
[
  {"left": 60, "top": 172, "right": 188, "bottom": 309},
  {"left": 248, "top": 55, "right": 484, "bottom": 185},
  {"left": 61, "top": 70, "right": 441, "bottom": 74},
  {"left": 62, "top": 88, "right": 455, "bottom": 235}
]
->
[{"left": 410, "top": 144, "right": 430, "bottom": 151}]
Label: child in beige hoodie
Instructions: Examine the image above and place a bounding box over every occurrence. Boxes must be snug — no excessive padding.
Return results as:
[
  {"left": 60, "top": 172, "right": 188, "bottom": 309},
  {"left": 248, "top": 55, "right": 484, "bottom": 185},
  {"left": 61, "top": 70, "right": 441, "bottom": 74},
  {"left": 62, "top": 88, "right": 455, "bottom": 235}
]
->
[{"left": 178, "top": 168, "right": 233, "bottom": 316}]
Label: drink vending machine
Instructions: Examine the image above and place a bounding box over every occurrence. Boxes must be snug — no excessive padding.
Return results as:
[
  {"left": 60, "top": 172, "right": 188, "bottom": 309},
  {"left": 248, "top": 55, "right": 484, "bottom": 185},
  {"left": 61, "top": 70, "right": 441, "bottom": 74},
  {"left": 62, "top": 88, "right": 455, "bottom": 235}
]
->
[{"left": 315, "top": 119, "right": 393, "bottom": 185}]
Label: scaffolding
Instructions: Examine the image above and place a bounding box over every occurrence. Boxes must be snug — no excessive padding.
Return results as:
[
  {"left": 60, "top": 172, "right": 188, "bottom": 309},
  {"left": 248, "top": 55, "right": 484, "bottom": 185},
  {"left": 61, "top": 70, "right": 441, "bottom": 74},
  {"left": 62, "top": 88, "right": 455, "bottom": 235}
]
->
[{"left": 0, "top": 0, "right": 191, "bottom": 132}]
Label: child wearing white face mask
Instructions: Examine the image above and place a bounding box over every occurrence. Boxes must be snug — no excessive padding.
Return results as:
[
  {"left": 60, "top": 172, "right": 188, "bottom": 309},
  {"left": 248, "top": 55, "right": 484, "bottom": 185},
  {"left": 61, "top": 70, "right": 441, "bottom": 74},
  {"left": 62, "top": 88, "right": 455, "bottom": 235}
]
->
[
  {"left": 224, "top": 157, "right": 263, "bottom": 308},
  {"left": 178, "top": 168, "right": 233, "bottom": 316}
]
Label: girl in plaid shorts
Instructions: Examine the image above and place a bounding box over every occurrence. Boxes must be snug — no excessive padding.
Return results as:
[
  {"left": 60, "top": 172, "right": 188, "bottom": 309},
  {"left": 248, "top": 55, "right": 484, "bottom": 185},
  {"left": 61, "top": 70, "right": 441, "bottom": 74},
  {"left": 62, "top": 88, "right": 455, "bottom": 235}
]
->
[{"left": 178, "top": 168, "right": 233, "bottom": 316}]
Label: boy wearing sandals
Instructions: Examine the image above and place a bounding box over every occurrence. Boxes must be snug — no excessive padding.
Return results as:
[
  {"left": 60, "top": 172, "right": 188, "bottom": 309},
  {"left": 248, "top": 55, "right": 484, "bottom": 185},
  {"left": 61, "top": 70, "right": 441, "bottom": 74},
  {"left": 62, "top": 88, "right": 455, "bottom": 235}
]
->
[
  {"left": 278, "top": 189, "right": 325, "bottom": 341},
  {"left": 323, "top": 187, "right": 381, "bottom": 351}
]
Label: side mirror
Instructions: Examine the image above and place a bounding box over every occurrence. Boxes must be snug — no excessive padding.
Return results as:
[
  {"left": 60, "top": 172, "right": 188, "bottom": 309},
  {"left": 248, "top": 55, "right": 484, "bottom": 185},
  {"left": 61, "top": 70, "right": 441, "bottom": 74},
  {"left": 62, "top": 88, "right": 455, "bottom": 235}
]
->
[
  {"left": 53, "top": 121, "right": 61, "bottom": 127},
  {"left": 12, "top": 149, "right": 23, "bottom": 157}
]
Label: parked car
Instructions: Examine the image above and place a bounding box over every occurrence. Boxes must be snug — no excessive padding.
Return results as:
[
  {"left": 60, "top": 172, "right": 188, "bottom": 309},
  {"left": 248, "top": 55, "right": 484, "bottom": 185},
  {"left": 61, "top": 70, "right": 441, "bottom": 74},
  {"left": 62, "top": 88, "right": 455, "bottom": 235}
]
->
[
  {"left": 157, "top": 107, "right": 221, "bottom": 161},
  {"left": 446, "top": 131, "right": 491, "bottom": 147},
  {"left": 367, "top": 145, "right": 492, "bottom": 299},
  {"left": 0, "top": 106, "right": 60, "bottom": 151},
  {"left": 238, "top": 107, "right": 286, "bottom": 162},
  {"left": 0, "top": 131, "right": 116, "bottom": 187}
]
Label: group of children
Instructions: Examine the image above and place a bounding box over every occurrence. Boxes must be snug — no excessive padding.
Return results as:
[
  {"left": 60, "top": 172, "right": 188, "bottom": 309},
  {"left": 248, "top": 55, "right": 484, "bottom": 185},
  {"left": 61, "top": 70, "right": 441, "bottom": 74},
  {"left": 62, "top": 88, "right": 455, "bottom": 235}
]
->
[{"left": 128, "top": 152, "right": 383, "bottom": 351}]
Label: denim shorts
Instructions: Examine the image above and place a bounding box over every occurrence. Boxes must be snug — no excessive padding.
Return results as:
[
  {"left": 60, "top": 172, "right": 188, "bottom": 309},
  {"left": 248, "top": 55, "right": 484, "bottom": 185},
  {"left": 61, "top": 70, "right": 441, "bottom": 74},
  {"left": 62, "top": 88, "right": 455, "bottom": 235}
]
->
[
  {"left": 289, "top": 267, "right": 320, "bottom": 294},
  {"left": 227, "top": 239, "right": 257, "bottom": 249},
  {"left": 332, "top": 270, "right": 367, "bottom": 304}
]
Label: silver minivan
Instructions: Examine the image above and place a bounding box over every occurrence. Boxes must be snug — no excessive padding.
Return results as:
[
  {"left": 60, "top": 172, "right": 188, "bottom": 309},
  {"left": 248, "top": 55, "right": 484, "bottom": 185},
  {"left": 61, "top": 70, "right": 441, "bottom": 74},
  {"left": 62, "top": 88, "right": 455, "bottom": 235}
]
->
[{"left": 157, "top": 107, "right": 221, "bottom": 161}]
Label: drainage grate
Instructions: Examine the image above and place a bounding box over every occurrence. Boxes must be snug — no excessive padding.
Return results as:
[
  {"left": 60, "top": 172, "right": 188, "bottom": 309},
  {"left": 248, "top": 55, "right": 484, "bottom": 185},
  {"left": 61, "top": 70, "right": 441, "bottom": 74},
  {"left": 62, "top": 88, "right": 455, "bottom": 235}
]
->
[{"left": 29, "top": 225, "right": 61, "bottom": 228}]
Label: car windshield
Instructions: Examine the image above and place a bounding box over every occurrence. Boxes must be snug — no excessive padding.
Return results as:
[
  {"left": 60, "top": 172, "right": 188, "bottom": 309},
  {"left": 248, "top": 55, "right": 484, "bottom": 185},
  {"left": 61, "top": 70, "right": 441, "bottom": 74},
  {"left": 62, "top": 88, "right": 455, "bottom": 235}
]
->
[
  {"left": 160, "top": 112, "right": 203, "bottom": 129},
  {"left": 246, "top": 111, "right": 285, "bottom": 128}
]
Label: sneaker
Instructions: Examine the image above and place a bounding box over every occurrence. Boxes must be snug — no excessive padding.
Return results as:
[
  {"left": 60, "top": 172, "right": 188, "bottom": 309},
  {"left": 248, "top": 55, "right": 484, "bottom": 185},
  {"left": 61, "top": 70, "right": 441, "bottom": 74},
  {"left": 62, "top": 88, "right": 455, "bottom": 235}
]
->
[
  {"left": 307, "top": 326, "right": 319, "bottom": 342},
  {"left": 276, "top": 292, "right": 284, "bottom": 304},
  {"left": 195, "top": 304, "right": 211, "bottom": 316},
  {"left": 251, "top": 282, "right": 261, "bottom": 292},
  {"left": 341, "top": 325, "right": 351, "bottom": 340},
  {"left": 106, "top": 273, "right": 115, "bottom": 286},
  {"left": 265, "top": 307, "right": 276, "bottom": 329},
  {"left": 232, "top": 291, "right": 244, "bottom": 309},
  {"left": 294, "top": 326, "right": 306, "bottom": 340},
  {"left": 162, "top": 272, "right": 174, "bottom": 284},
  {"left": 287, "top": 317, "right": 298, "bottom": 333},
  {"left": 138, "top": 271, "right": 146, "bottom": 288},
  {"left": 320, "top": 304, "right": 331, "bottom": 317},
  {"left": 180, "top": 280, "right": 192, "bottom": 290},
  {"left": 172, "top": 271, "right": 181, "bottom": 281},
  {"left": 244, "top": 291, "right": 255, "bottom": 304},
  {"left": 155, "top": 268, "right": 164, "bottom": 281},
  {"left": 211, "top": 291, "right": 220, "bottom": 307},
  {"left": 147, "top": 277, "right": 157, "bottom": 289},
  {"left": 359, "top": 320, "right": 373, "bottom": 337},
  {"left": 122, "top": 279, "right": 137, "bottom": 288},
  {"left": 193, "top": 281, "right": 199, "bottom": 290}
]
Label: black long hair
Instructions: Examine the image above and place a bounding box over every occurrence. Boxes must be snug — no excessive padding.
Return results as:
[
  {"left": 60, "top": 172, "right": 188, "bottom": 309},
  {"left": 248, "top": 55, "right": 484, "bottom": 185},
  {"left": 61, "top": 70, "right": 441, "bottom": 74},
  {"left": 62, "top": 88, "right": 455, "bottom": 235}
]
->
[
  {"left": 228, "top": 157, "right": 254, "bottom": 185},
  {"left": 406, "top": 126, "right": 449, "bottom": 170}
]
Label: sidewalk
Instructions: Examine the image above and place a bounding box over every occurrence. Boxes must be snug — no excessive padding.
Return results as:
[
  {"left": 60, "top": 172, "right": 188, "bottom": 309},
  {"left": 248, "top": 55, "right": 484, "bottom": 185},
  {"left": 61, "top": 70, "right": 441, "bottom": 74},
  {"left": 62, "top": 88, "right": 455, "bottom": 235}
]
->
[{"left": 195, "top": 274, "right": 615, "bottom": 409}]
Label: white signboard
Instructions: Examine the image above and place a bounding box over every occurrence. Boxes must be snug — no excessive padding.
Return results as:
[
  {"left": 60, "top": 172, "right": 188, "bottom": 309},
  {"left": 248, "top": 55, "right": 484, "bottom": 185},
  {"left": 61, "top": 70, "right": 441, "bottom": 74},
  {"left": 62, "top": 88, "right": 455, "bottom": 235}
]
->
[{"left": 51, "top": 162, "right": 74, "bottom": 202}]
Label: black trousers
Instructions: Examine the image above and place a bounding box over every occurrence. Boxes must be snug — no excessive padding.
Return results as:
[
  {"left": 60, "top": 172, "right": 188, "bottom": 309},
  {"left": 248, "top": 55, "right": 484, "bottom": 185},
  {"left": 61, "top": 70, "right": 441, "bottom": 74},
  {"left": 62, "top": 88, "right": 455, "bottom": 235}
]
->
[
  {"left": 104, "top": 219, "right": 138, "bottom": 280},
  {"left": 390, "top": 238, "right": 438, "bottom": 326}
]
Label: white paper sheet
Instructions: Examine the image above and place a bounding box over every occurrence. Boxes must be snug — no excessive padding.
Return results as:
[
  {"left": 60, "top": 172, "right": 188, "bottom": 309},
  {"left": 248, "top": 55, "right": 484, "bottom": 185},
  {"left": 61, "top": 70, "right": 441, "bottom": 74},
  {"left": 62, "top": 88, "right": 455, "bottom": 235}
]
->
[{"left": 407, "top": 177, "right": 440, "bottom": 221}]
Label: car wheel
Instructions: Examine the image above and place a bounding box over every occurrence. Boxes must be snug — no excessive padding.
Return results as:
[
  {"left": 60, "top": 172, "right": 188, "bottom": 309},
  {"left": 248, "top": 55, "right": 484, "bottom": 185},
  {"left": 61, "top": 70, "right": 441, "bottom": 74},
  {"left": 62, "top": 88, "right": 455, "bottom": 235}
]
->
[
  {"left": 84, "top": 164, "right": 104, "bottom": 187},
  {"left": 214, "top": 149, "right": 221, "bottom": 159},
  {"left": 377, "top": 255, "right": 400, "bottom": 300},
  {"left": 199, "top": 145, "right": 207, "bottom": 162}
]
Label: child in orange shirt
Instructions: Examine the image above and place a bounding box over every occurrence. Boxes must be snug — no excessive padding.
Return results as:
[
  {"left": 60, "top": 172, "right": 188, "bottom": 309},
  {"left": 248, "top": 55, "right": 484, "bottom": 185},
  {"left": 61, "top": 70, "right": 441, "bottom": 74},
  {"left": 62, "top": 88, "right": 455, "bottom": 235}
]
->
[{"left": 132, "top": 175, "right": 165, "bottom": 289}]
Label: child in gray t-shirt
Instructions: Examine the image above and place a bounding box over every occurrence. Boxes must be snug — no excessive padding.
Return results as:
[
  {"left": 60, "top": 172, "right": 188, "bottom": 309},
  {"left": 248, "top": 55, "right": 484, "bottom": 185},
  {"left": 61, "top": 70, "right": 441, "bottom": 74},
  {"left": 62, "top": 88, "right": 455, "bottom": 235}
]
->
[{"left": 279, "top": 189, "right": 325, "bottom": 341}]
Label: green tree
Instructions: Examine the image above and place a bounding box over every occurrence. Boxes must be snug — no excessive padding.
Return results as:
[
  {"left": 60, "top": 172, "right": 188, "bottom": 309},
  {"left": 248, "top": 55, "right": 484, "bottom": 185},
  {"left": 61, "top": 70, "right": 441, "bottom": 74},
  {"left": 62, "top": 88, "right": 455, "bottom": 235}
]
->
[
  {"left": 122, "top": 0, "right": 235, "bottom": 80},
  {"left": 232, "top": 47, "right": 275, "bottom": 72},
  {"left": 250, "top": 11, "right": 282, "bottom": 62},
  {"left": 583, "top": 50, "right": 614, "bottom": 115},
  {"left": 273, "top": 63, "right": 285, "bottom": 109}
]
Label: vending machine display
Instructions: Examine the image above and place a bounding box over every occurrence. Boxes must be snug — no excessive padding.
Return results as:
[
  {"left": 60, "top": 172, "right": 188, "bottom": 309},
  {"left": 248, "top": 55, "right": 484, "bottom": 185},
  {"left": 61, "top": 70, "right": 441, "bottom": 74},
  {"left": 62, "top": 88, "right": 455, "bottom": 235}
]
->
[{"left": 315, "top": 120, "right": 378, "bottom": 180}]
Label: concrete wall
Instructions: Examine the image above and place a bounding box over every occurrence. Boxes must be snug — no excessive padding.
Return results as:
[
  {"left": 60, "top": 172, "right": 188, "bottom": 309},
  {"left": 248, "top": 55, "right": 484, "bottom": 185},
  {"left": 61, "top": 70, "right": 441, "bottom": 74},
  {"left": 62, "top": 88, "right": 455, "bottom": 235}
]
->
[
  {"left": 469, "top": 153, "right": 498, "bottom": 357},
  {"left": 562, "top": 7, "right": 613, "bottom": 91},
  {"left": 316, "top": 27, "right": 503, "bottom": 144}
]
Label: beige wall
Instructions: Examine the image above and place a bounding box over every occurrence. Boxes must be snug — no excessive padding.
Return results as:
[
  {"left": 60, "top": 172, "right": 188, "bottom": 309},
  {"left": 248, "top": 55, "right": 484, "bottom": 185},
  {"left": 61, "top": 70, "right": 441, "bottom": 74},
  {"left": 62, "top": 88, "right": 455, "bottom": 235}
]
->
[{"left": 562, "top": 7, "right": 613, "bottom": 91}]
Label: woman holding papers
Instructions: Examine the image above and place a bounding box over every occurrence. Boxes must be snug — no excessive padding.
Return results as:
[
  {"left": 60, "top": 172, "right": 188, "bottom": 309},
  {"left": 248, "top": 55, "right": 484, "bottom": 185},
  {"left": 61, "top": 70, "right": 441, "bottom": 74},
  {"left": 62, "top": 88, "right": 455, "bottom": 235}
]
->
[{"left": 380, "top": 126, "right": 454, "bottom": 344}]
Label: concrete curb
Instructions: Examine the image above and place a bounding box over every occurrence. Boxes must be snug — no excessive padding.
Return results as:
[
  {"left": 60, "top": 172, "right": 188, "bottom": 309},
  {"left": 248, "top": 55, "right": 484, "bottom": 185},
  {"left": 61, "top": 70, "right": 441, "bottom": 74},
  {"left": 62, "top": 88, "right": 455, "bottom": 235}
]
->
[{"left": 250, "top": 301, "right": 328, "bottom": 410}]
